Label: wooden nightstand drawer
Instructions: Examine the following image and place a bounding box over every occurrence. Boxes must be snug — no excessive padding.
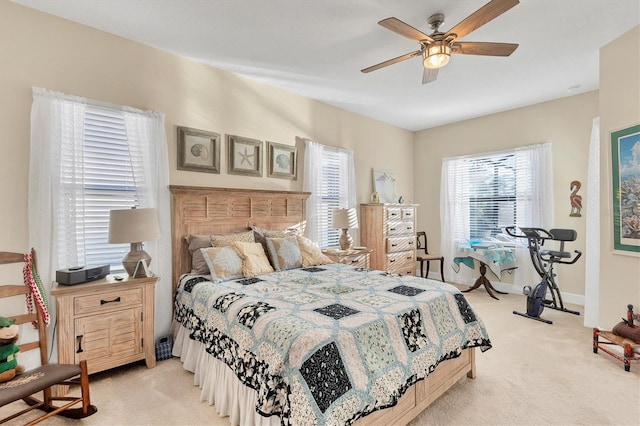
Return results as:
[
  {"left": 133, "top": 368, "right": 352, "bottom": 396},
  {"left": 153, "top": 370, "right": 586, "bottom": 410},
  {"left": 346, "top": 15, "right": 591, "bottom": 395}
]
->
[
  {"left": 74, "top": 287, "right": 143, "bottom": 316},
  {"left": 341, "top": 253, "right": 369, "bottom": 268},
  {"left": 323, "top": 248, "right": 372, "bottom": 268}
]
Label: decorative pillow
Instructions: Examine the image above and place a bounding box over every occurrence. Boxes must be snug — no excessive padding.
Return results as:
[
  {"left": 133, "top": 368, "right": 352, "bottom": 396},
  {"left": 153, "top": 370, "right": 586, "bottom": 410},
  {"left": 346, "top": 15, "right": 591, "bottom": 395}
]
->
[
  {"left": 185, "top": 234, "right": 213, "bottom": 274},
  {"left": 200, "top": 247, "right": 243, "bottom": 282},
  {"left": 296, "top": 235, "right": 334, "bottom": 267},
  {"left": 252, "top": 226, "right": 300, "bottom": 264},
  {"left": 266, "top": 236, "right": 303, "bottom": 271},
  {"left": 210, "top": 230, "right": 255, "bottom": 247},
  {"left": 232, "top": 241, "right": 275, "bottom": 277}
]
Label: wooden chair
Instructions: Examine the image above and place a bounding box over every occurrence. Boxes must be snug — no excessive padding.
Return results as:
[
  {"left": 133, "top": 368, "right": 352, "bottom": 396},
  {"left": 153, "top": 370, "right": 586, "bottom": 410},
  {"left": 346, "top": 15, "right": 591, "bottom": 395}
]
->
[
  {"left": 416, "top": 231, "right": 445, "bottom": 282},
  {"left": 0, "top": 250, "right": 97, "bottom": 425}
]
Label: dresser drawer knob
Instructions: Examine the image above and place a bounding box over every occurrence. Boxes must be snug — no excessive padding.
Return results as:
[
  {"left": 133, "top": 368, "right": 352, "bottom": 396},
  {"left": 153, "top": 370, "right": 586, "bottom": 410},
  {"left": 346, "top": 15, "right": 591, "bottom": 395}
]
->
[
  {"left": 100, "top": 296, "right": 121, "bottom": 305},
  {"left": 76, "top": 335, "right": 84, "bottom": 354}
]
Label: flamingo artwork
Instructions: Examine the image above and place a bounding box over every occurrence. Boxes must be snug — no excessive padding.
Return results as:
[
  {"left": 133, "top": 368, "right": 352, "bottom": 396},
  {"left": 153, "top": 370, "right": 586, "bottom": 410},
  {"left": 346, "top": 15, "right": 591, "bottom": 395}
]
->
[{"left": 570, "top": 180, "right": 582, "bottom": 217}]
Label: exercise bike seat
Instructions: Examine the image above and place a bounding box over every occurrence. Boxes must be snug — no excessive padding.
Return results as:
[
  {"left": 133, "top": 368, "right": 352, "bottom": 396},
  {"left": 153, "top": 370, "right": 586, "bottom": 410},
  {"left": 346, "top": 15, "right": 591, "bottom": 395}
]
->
[
  {"left": 541, "top": 229, "right": 578, "bottom": 261},
  {"left": 540, "top": 249, "right": 572, "bottom": 259}
]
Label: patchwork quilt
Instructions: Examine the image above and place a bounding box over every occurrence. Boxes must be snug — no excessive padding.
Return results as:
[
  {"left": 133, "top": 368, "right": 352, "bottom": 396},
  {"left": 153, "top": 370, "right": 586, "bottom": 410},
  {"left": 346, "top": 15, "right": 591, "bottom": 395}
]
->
[{"left": 174, "top": 263, "right": 491, "bottom": 426}]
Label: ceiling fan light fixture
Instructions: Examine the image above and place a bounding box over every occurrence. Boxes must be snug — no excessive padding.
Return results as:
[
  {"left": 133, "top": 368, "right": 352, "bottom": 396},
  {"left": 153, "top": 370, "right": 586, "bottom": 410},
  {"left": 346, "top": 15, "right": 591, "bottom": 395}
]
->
[{"left": 423, "top": 43, "right": 451, "bottom": 69}]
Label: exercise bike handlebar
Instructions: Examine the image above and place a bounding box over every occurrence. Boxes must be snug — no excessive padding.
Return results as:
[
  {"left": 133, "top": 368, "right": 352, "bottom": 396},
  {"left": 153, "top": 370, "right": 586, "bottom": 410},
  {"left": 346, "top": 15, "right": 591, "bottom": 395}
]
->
[
  {"left": 549, "top": 249, "right": 582, "bottom": 265},
  {"left": 505, "top": 226, "right": 582, "bottom": 264},
  {"left": 504, "top": 226, "right": 554, "bottom": 241}
]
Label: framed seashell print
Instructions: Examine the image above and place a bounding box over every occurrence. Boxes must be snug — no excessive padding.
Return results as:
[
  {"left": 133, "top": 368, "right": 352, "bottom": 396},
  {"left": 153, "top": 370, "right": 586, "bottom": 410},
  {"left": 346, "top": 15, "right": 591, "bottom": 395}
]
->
[
  {"left": 267, "top": 141, "right": 297, "bottom": 180},
  {"left": 177, "top": 126, "right": 221, "bottom": 174}
]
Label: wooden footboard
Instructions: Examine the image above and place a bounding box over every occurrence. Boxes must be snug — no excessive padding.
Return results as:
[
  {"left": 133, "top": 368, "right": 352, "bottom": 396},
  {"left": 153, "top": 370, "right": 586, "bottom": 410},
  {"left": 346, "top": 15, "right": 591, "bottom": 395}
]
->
[{"left": 355, "top": 348, "right": 475, "bottom": 426}]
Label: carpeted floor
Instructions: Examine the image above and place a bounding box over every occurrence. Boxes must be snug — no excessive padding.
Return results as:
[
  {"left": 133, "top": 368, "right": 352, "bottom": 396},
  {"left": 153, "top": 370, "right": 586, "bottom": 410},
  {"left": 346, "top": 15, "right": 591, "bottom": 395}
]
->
[{"left": 3, "top": 287, "right": 639, "bottom": 425}]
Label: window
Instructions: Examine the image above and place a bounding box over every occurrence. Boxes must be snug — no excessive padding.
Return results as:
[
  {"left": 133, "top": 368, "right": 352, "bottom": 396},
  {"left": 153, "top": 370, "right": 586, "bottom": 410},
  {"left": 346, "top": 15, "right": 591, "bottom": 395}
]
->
[
  {"left": 30, "top": 88, "right": 169, "bottom": 284},
  {"left": 303, "top": 141, "right": 356, "bottom": 248},
  {"left": 441, "top": 143, "right": 553, "bottom": 283}
]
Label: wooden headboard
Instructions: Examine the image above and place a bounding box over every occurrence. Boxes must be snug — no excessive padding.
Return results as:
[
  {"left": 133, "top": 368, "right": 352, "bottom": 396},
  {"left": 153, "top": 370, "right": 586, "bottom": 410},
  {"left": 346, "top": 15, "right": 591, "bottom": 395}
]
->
[{"left": 169, "top": 185, "right": 310, "bottom": 294}]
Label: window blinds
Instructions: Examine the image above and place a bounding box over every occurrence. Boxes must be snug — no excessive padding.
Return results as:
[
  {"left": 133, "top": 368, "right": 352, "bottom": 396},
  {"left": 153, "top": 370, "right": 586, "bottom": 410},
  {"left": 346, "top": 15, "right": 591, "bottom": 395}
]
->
[
  {"left": 444, "top": 145, "right": 549, "bottom": 242},
  {"left": 79, "top": 105, "right": 141, "bottom": 270},
  {"left": 318, "top": 148, "right": 343, "bottom": 248}
]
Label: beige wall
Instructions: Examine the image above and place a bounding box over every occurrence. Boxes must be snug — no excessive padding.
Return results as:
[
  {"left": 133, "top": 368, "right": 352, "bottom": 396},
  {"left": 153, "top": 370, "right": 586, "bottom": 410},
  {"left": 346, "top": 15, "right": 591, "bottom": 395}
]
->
[
  {"left": 0, "top": 2, "right": 414, "bottom": 337},
  {"left": 1, "top": 0, "right": 636, "bottom": 340},
  {"left": 599, "top": 26, "right": 640, "bottom": 327},
  {"left": 413, "top": 92, "right": 597, "bottom": 300}
]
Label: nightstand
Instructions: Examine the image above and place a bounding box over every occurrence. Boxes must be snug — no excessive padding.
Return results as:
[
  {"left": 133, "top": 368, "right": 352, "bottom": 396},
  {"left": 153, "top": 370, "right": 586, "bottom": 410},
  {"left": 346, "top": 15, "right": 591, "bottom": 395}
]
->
[
  {"left": 323, "top": 247, "right": 372, "bottom": 268},
  {"left": 51, "top": 275, "right": 158, "bottom": 375}
]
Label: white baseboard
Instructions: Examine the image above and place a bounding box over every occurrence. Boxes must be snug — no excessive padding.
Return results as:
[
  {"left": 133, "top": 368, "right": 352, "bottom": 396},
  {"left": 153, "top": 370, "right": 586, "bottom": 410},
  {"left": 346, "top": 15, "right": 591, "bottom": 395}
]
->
[{"left": 448, "top": 278, "right": 585, "bottom": 307}]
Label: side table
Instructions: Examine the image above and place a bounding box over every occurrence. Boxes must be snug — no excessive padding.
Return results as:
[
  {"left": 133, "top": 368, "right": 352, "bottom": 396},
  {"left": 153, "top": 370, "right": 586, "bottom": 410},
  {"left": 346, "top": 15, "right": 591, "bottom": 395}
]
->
[
  {"left": 323, "top": 247, "right": 372, "bottom": 268},
  {"left": 51, "top": 275, "right": 158, "bottom": 375}
]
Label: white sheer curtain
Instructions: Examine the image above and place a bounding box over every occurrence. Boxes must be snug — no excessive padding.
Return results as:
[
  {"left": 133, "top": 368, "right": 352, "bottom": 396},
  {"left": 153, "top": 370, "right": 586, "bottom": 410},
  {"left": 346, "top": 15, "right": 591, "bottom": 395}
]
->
[
  {"left": 29, "top": 88, "right": 171, "bottom": 334},
  {"left": 440, "top": 143, "right": 553, "bottom": 287},
  {"left": 29, "top": 88, "right": 87, "bottom": 294},
  {"left": 123, "top": 107, "right": 172, "bottom": 335},
  {"left": 584, "top": 117, "right": 600, "bottom": 327},
  {"left": 303, "top": 141, "right": 323, "bottom": 243},
  {"left": 303, "top": 140, "right": 356, "bottom": 244}
]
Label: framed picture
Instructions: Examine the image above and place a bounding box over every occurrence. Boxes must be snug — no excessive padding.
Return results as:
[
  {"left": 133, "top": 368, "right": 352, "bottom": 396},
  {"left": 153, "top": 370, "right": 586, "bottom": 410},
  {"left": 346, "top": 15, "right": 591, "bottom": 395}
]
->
[
  {"left": 267, "top": 142, "right": 297, "bottom": 180},
  {"left": 227, "top": 135, "right": 263, "bottom": 177},
  {"left": 372, "top": 169, "right": 398, "bottom": 203},
  {"left": 611, "top": 123, "right": 640, "bottom": 254},
  {"left": 177, "top": 126, "right": 220, "bottom": 174}
]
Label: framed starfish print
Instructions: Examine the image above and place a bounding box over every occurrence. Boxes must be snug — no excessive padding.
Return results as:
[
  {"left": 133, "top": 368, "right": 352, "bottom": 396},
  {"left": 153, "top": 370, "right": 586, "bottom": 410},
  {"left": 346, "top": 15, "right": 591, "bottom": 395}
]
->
[{"left": 227, "top": 135, "right": 263, "bottom": 177}]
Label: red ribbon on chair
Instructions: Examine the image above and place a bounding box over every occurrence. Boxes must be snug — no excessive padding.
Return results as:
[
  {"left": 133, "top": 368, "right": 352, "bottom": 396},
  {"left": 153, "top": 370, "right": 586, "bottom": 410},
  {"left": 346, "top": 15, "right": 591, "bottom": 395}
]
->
[{"left": 22, "top": 250, "right": 50, "bottom": 327}]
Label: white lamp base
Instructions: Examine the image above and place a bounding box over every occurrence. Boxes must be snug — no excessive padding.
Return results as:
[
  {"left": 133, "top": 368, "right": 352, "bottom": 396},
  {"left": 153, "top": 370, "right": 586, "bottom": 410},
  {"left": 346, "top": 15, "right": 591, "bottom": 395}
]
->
[{"left": 339, "top": 229, "right": 353, "bottom": 251}]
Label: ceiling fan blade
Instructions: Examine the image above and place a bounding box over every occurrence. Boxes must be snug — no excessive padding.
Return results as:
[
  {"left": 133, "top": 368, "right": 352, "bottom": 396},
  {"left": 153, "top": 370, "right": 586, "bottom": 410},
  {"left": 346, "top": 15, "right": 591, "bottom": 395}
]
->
[
  {"left": 446, "top": 0, "right": 519, "bottom": 40},
  {"left": 422, "top": 68, "right": 438, "bottom": 85},
  {"left": 453, "top": 41, "right": 518, "bottom": 56},
  {"left": 379, "top": 17, "right": 434, "bottom": 43},
  {"left": 361, "top": 50, "right": 422, "bottom": 73}
]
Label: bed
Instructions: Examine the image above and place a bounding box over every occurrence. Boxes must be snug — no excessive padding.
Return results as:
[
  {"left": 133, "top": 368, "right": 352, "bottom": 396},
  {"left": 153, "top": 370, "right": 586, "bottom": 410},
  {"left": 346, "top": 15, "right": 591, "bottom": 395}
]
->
[{"left": 169, "top": 186, "right": 491, "bottom": 426}]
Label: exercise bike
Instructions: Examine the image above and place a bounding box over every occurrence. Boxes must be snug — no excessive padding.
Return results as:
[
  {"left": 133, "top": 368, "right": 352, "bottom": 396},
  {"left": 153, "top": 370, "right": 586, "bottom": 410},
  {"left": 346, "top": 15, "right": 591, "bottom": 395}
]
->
[{"left": 504, "top": 226, "right": 582, "bottom": 324}]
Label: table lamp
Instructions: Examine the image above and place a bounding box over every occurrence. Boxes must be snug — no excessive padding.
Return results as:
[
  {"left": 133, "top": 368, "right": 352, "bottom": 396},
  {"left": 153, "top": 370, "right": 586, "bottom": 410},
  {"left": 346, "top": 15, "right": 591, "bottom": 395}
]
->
[
  {"left": 332, "top": 208, "right": 359, "bottom": 250},
  {"left": 108, "top": 207, "right": 160, "bottom": 277}
]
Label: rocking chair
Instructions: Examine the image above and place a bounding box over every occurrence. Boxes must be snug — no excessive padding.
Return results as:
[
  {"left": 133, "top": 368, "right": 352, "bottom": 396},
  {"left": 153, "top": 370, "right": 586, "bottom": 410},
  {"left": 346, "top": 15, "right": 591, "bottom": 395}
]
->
[{"left": 0, "top": 250, "right": 97, "bottom": 425}]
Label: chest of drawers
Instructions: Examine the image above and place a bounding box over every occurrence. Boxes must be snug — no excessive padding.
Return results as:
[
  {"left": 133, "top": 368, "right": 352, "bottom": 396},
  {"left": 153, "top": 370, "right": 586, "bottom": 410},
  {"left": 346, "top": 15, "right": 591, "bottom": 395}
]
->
[{"left": 360, "top": 203, "right": 417, "bottom": 275}]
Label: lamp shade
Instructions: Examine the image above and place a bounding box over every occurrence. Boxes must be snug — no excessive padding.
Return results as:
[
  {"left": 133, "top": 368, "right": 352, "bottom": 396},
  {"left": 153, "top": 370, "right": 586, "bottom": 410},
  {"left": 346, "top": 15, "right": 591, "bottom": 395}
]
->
[
  {"left": 332, "top": 208, "right": 359, "bottom": 229},
  {"left": 108, "top": 208, "right": 161, "bottom": 244}
]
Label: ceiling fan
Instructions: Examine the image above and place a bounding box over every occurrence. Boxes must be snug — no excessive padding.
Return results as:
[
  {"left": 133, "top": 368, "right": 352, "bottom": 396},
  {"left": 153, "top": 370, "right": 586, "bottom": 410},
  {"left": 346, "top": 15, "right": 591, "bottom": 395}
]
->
[{"left": 361, "top": 0, "right": 520, "bottom": 84}]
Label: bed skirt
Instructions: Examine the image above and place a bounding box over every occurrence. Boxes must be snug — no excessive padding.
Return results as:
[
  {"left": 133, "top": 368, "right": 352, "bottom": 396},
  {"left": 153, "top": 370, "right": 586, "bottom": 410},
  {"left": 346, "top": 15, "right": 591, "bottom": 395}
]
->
[{"left": 173, "top": 322, "right": 280, "bottom": 426}]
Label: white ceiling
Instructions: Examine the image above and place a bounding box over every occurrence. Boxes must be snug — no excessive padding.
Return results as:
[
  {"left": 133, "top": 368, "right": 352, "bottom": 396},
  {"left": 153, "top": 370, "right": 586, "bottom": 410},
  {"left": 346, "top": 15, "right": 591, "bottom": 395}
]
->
[{"left": 13, "top": 0, "right": 640, "bottom": 131}]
